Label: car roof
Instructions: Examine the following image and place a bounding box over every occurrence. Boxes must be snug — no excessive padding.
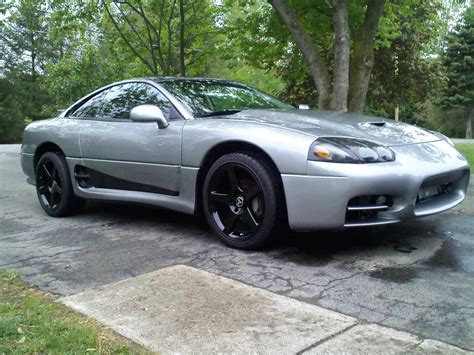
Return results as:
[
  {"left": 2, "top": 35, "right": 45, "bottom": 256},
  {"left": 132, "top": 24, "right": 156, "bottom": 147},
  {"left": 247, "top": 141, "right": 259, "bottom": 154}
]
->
[{"left": 138, "top": 76, "right": 248, "bottom": 87}]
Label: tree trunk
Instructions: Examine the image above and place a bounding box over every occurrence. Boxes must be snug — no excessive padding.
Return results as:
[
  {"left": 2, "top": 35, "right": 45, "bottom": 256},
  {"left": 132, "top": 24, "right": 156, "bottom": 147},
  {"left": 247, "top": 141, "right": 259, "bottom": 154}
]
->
[
  {"left": 395, "top": 104, "right": 399, "bottom": 121},
  {"left": 31, "top": 51, "right": 36, "bottom": 82},
  {"left": 268, "top": 0, "right": 332, "bottom": 109},
  {"left": 129, "top": 2, "right": 168, "bottom": 74},
  {"left": 467, "top": 116, "right": 473, "bottom": 139},
  {"left": 347, "top": 0, "right": 386, "bottom": 113},
  {"left": 30, "top": 31, "right": 36, "bottom": 82},
  {"left": 166, "top": 0, "right": 177, "bottom": 76},
  {"left": 330, "top": 0, "right": 350, "bottom": 111},
  {"left": 179, "top": 0, "right": 186, "bottom": 76}
]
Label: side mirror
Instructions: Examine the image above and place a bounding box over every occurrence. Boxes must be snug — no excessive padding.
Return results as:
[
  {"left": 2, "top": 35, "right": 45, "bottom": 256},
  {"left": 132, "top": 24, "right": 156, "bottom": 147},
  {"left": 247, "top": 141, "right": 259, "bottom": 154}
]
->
[
  {"left": 298, "top": 104, "right": 310, "bottom": 110},
  {"left": 130, "top": 104, "right": 169, "bottom": 129}
]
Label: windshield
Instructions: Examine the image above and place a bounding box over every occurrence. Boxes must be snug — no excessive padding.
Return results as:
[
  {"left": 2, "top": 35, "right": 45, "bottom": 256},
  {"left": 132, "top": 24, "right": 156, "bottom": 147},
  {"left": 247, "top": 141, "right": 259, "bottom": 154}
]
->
[{"left": 159, "top": 80, "right": 294, "bottom": 117}]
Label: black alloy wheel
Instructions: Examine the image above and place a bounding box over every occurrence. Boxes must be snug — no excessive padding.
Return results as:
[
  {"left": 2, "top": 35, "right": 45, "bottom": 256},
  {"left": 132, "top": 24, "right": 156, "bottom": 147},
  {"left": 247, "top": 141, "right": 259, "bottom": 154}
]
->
[
  {"left": 203, "top": 152, "right": 285, "bottom": 249},
  {"left": 36, "top": 152, "right": 82, "bottom": 217},
  {"left": 208, "top": 162, "right": 264, "bottom": 238}
]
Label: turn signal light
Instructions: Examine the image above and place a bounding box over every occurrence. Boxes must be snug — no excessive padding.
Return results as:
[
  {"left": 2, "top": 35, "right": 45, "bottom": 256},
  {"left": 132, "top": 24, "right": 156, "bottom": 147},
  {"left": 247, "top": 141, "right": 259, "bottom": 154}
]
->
[{"left": 315, "top": 146, "right": 331, "bottom": 159}]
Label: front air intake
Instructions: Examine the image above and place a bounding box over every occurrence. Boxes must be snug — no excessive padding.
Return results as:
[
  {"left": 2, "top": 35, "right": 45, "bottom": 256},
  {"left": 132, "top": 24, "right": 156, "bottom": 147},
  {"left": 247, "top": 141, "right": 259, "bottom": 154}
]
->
[{"left": 345, "top": 195, "right": 397, "bottom": 227}]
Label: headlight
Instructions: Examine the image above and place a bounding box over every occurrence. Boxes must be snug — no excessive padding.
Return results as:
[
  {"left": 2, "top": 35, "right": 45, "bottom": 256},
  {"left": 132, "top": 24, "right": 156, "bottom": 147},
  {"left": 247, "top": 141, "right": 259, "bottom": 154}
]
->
[
  {"left": 429, "top": 130, "right": 454, "bottom": 146},
  {"left": 308, "top": 137, "right": 395, "bottom": 163}
]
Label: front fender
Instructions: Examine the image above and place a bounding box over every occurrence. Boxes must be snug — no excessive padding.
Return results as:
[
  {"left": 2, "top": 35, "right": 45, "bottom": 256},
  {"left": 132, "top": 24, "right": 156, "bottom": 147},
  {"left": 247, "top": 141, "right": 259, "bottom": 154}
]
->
[{"left": 181, "top": 119, "right": 315, "bottom": 174}]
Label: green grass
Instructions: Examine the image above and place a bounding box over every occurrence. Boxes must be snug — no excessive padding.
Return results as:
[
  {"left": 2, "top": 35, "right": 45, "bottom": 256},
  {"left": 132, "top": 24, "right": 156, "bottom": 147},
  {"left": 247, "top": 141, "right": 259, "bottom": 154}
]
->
[
  {"left": 0, "top": 269, "right": 150, "bottom": 354},
  {"left": 455, "top": 144, "right": 474, "bottom": 168}
]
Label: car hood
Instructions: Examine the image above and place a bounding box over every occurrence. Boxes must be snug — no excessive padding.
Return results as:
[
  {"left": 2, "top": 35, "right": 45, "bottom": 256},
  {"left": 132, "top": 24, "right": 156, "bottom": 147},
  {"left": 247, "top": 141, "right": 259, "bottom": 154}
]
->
[{"left": 217, "top": 109, "right": 440, "bottom": 146}]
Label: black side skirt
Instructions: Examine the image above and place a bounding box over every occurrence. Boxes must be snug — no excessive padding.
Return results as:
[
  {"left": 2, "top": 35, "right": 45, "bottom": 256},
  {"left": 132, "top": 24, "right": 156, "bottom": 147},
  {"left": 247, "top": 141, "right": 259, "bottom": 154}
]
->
[{"left": 74, "top": 166, "right": 179, "bottom": 196}]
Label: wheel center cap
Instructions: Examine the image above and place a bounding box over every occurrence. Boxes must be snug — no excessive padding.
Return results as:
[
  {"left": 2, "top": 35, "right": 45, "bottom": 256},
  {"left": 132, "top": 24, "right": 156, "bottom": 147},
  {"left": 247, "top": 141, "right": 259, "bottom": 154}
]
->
[{"left": 235, "top": 195, "right": 245, "bottom": 208}]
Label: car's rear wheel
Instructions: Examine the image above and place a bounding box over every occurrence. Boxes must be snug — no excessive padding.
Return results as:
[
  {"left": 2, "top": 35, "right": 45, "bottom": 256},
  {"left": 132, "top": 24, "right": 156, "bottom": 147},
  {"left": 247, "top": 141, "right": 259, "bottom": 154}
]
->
[
  {"left": 36, "top": 152, "right": 83, "bottom": 217},
  {"left": 203, "top": 152, "right": 285, "bottom": 250}
]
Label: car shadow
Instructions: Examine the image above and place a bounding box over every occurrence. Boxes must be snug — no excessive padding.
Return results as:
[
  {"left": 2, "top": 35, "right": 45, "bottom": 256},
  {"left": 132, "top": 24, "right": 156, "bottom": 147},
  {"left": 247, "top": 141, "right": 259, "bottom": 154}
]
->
[
  {"left": 80, "top": 200, "right": 441, "bottom": 265},
  {"left": 83, "top": 200, "right": 207, "bottom": 228},
  {"left": 277, "top": 225, "right": 421, "bottom": 256}
]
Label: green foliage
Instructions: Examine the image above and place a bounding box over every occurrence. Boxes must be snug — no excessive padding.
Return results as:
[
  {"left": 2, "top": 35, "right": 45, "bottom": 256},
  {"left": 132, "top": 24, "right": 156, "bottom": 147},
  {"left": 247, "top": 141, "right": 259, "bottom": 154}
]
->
[
  {"left": 455, "top": 144, "right": 474, "bottom": 167},
  {"left": 206, "top": 58, "right": 285, "bottom": 95},
  {"left": 0, "top": 71, "right": 51, "bottom": 142},
  {"left": 429, "top": 6, "right": 474, "bottom": 138},
  {"left": 0, "top": 269, "right": 151, "bottom": 354},
  {"left": 219, "top": 0, "right": 454, "bottom": 110},
  {"left": 100, "top": 0, "right": 220, "bottom": 76},
  {"left": 440, "top": 7, "right": 473, "bottom": 111},
  {"left": 219, "top": 0, "right": 326, "bottom": 105},
  {"left": 41, "top": 44, "right": 129, "bottom": 116},
  {"left": 0, "top": 88, "right": 28, "bottom": 143},
  {"left": 414, "top": 100, "right": 470, "bottom": 137},
  {"left": 366, "top": 1, "right": 446, "bottom": 119},
  {"left": 0, "top": 0, "right": 471, "bottom": 142}
]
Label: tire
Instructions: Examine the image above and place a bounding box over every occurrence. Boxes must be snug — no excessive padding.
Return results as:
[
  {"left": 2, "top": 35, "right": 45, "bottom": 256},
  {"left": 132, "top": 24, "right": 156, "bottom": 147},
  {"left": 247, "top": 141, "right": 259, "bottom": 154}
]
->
[
  {"left": 35, "top": 151, "right": 83, "bottom": 217},
  {"left": 203, "top": 152, "right": 285, "bottom": 250}
]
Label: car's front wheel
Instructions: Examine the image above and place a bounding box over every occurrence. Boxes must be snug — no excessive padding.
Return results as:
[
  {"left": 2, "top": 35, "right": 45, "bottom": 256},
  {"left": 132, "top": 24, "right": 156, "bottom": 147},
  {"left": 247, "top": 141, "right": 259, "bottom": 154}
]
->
[
  {"left": 36, "top": 152, "right": 83, "bottom": 217},
  {"left": 203, "top": 152, "right": 285, "bottom": 250}
]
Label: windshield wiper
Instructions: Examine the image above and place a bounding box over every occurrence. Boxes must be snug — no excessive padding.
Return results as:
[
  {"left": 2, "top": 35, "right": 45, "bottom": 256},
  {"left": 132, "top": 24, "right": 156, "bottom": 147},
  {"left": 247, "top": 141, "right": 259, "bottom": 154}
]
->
[{"left": 198, "top": 109, "right": 242, "bottom": 118}]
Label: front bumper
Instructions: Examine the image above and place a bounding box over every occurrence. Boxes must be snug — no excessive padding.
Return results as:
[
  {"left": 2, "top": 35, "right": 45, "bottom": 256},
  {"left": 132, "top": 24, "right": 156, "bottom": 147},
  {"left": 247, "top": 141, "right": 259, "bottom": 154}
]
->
[
  {"left": 282, "top": 140, "right": 470, "bottom": 231},
  {"left": 20, "top": 151, "right": 35, "bottom": 185}
]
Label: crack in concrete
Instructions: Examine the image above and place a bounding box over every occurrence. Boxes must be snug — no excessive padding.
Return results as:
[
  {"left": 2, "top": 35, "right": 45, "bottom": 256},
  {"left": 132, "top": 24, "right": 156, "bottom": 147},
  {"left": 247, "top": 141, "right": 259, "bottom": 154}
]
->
[
  {"left": 0, "top": 248, "right": 82, "bottom": 267},
  {"left": 296, "top": 323, "right": 360, "bottom": 354}
]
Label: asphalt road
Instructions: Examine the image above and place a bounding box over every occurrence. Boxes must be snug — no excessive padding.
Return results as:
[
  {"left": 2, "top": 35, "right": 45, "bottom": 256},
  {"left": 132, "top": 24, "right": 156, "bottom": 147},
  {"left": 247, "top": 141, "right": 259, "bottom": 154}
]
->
[{"left": 1, "top": 145, "right": 473, "bottom": 350}]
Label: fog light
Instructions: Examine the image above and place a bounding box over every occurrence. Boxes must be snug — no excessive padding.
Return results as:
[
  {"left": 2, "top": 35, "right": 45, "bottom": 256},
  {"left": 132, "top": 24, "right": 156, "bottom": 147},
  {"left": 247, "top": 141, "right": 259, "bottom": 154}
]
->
[{"left": 375, "top": 195, "right": 387, "bottom": 205}]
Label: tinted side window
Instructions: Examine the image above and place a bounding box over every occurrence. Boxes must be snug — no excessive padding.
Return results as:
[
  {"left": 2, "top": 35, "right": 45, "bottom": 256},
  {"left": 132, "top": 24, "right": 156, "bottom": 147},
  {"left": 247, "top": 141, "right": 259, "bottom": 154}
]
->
[
  {"left": 100, "top": 83, "right": 172, "bottom": 120},
  {"left": 71, "top": 89, "right": 109, "bottom": 118}
]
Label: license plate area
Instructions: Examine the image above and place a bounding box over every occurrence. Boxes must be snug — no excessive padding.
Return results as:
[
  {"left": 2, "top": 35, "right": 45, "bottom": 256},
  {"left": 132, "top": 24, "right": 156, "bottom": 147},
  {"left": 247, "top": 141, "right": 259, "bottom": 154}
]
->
[{"left": 417, "top": 183, "right": 452, "bottom": 203}]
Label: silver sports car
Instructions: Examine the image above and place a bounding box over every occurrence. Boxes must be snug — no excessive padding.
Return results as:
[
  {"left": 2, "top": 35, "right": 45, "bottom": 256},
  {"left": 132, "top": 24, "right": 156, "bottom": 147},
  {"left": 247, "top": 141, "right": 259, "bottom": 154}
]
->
[{"left": 21, "top": 77, "right": 470, "bottom": 249}]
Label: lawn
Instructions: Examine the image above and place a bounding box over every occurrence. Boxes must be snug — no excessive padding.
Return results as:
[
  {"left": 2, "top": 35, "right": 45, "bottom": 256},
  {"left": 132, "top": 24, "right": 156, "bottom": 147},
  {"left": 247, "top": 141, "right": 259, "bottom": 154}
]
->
[
  {"left": 0, "top": 269, "right": 150, "bottom": 354},
  {"left": 455, "top": 144, "right": 474, "bottom": 168}
]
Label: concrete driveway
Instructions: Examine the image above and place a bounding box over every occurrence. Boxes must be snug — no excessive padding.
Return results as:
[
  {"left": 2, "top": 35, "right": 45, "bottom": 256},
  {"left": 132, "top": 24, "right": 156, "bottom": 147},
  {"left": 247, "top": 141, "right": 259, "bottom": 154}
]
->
[{"left": 1, "top": 144, "right": 473, "bottom": 350}]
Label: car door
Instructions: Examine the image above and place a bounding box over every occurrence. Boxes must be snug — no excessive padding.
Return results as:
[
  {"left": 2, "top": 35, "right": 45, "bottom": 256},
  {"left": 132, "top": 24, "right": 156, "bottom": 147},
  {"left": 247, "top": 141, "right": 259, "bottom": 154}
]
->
[{"left": 74, "top": 82, "right": 184, "bottom": 196}]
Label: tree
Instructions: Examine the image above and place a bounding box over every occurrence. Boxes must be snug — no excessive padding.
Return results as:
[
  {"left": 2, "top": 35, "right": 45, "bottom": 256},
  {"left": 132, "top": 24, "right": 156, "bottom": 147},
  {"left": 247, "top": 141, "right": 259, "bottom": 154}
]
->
[
  {"left": 366, "top": 1, "right": 446, "bottom": 121},
  {"left": 0, "top": 0, "right": 108, "bottom": 140},
  {"left": 102, "top": 0, "right": 220, "bottom": 76},
  {"left": 440, "top": 6, "right": 474, "bottom": 138},
  {"left": 222, "top": 0, "right": 438, "bottom": 112},
  {"left": 222, "top": 0, "right": 466, "bottom": 114},
  {"left": 0, "top": 1, "right": 51, "bottom": 81},
  {"left": 0, "top": 80, "right": 26, "bottom": 143},
  {"left": 0, "top": 0, "right": 58, "bottom": 137},
  {"left": 0, "top": 0, "right": 471, "bottom": 144},
  {"left": 267, "top": 0, "right": 386, "bottom": 112},
  {"left": 40, "top": 44, "right": 127, "bottom": 117}
]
